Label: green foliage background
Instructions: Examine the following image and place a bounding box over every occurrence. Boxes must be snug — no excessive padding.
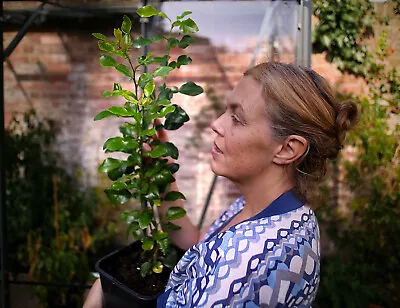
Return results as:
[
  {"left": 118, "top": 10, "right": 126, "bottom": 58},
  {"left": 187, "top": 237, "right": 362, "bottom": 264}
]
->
[{"left": 312, "top": 1, "right": 400, "bottom": 307}]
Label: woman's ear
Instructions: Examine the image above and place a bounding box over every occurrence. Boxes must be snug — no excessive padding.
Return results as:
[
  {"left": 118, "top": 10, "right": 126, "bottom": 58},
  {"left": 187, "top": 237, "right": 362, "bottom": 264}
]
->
[{"left": 272, "top": 135, "right": 308, "bottom": 165}]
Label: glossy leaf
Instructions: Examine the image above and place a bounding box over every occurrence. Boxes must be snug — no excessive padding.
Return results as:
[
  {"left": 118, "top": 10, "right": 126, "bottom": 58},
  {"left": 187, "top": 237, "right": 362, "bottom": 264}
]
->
[
  {"left": 99, "top": 158, "right": 122, "bottom": 173},
  {"left": 119, "top": 123, "right": 136, "bottom": 137},
  {"left": 142, "top": 238, "right": 154, "bottom": 250},
  {"left": 121, "top": 15, "right": 132, "bottom": 34},
  {"left": 125, "top": 221, "right": 139, "bottom": 237},
  {"left": 146, "top": 144, "right": 167, "bottom": 158},
  {"left": 164, "top": 105, "right": 190, "bottom": 130},
  {"left": 150, "top": 169, "right": 175, "bottom": 186},
  {"left": 179, "top": 82, "right": 203, "bottom": 96},
  {"left": 99, "top": 55, "right": 117, "bottom": 67},
  {"left": 114, "top": 83, "right": 122, "bottom": 91},
  {"left": 116, "top": 64, "right": 132, "bottom": 78},
  {"left": 158, "top": 12, "right": 169, "bottom": 19},
  {"left": 157, "top": 237, "right": 169, "bottom": 255},
  {"left": 98, "top": 41, "right": 114, "bottom": 53},
  {"left": 105, "top": 188, "right": 131, "bottom": 205},
  {"left": 92, "top": 33, "right": 107, "bottom": 40},
  {"left": 162, "top": 142, "right": 179, "bottom": 159},
  {"left": 138, "top": 210, "right": 152, "bottom": 229},
  {"left": 164, "top": 207, "right": 186, "bottom": 221},
  {"left": 132, "top": 37, "right": 153, "bottom": 48},
  {"left": 152, "top": 261, "right": 164, "bottom": 273},
  {"left": 167, "top": 163, "right": 179, "bottom": 174},
  {"left": 177, "top": 11, "right": 192, "bottom": 20},
  {"left": 179, "top": 18, "right": 199, "bottom": 34},
  {"left": 177, "top": 55, "right": 192, "bottom": 67},
  {"left": 156, "top": 98, "right": 171, "bottom": 106},
  {"left": 137, "top": 5, "right": 158, "bottom": 18},
  {"left": 144, "top": 183, "right": 159, "bottom": 200},
  {"left": 108, "top": 106, "right": 133, "bottom": 117},
  {"left": 153, "top": 56, "right": 169, "bottom": 64},
  {"left": 164, "top": 191, "right": 186, "bottom": 201},
  {"left": 152, "top": 230, "right": 168, "bottom": 241},
  {"left": 140, "top": 262, "right": 151, "bottom": 277},
  {"left": 114, "top": 28, "right": 123, "bottom": 42},
  {"left": 144, "top": 80, "right": 155, "bottom": 97},
  {"left": 154, "top": 66, "right": 174, "bottom": 78},
  {"left": 110, "top": 181, "right": 128, "bottom": 191},
  {"left": 157, "top": 106, "right": 175, "bottom": 118},
  {"left": 103, "top": 137, "right": 125, "bottom": 152},
  {"left": 164, "top": 222, "right": 181, "bottom": 231},
  {"left": 138, "top": 73, "right": 154, "bottom": 88},
  {"left": 167, "top": 38, "right": 179, "bottom": 48},
  {"left": 94, "top": 110, "right": 113, "bottom": 121},
  {"left": 178, "top": 35, "right": 195, "bottom": 49},
  {"left": 141, "top": 127, "right": 156, "bottom": 137}
]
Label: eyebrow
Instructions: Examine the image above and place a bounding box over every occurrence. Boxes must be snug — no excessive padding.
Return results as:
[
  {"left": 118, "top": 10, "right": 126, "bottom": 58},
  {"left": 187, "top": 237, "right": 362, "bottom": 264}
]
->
[{"left": 226, "top": 100, "right": 244, "bottom": 112}]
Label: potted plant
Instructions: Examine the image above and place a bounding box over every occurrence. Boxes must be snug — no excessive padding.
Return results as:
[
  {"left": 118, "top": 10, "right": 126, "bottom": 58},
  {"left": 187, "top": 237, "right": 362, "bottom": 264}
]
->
[{"left": 92, "top": 5, "right": 203, "bottom": 307}]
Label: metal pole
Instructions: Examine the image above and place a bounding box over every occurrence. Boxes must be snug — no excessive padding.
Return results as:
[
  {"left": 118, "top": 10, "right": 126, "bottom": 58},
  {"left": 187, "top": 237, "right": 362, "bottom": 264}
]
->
[
  {"left": 140, "top": 0, "right": 148, "bottom": 73},
  {"left": 0, "top": 1, "right": 10, "bottom": 306},
  {"left": 2, "top": 1, "right": 47, "bottom": 61},
  {"left": 296, "top": 0, "right": 312, "bottom": 68}
]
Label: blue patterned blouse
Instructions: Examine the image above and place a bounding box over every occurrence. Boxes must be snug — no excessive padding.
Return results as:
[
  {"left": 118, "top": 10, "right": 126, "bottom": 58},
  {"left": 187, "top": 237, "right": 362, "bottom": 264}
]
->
[{"left": 157, "top": 190, "right": 320, "bottom": 307}]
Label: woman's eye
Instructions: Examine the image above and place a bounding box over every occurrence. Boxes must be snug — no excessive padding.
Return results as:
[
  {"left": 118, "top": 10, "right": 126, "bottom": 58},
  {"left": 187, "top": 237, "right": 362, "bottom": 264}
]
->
[{"left": 231, "top": 114, "right": 241, "bottom": 124}]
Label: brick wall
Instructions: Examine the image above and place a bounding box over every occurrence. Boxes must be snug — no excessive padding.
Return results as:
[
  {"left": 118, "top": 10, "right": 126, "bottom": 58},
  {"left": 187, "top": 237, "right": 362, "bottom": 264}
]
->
[{"left": 4, "top": 3, "right": 399, "bottom": 232}]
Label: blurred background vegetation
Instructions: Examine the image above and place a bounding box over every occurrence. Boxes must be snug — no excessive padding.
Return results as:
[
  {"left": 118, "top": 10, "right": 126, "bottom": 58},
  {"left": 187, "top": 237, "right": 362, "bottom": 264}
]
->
[{"left": 312, "top": 1, "right": 399, "bottom": 307}]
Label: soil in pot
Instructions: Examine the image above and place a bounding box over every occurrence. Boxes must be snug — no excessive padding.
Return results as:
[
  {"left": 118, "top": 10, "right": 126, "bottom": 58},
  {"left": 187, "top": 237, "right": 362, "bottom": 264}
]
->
[{"left": 102, "top": 242, "right": 178, "bottom": 297}]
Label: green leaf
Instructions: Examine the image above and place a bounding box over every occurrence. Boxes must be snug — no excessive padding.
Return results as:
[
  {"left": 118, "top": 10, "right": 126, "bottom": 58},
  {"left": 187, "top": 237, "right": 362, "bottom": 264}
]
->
[
  {"left": 179, "top": 18, "right": 199, "bottom": 34},
  {"left": 121, "top": 15, "right": 132, "bottom": 33},
  {"left": 177, "top": 11, "right": 192, "bottom": 20},
  {"left": 144, "top": 80, "right": 155, "bottom": 97},
  {"left": 120, "top": 123, "right": 136, "bottom": 137},
  {"left": 158, "top": 85, "right": 174, "bottom": 100},
  {"left": 154, "top": 66, "right": 174, "bottom": 78},
  {"left": 167, "top": 38, "right": 179, "bottom": 48},
  {"left": 125, "top": 221, "right": 139, "bottom": 237},
  {"left": 146, "top": 144, "right": 168, "bottom": 158},
  {"left": 110, "top": 181, "right": 128, "bottom": 191},
  {"left": 100, "top": 54, "right": 117, "bottom": 67},
  {"left": 114, "top": 28, "right": 123, "bottom": 42},
  {"left": 152, "top": 230, "right": 168, "bottom": 241},
  {"left": 164, "top": 191, "right": 186, "bottom": 201},
  {"left": 114, "top": 83, "right": 122, "bottom": 90},
  {"left": 99, "top": 158, "right": 122, "bottom": 173},
  {"left": 168, "top": 61, "right": 177, "bottom": 69},
  {"left": 161, "top": 247, "right": 178, "bottom": 268},
  {"left": 98, "top": 41, "right": 114, "bottom": 53},
  {"left": 179, "top": 82, "right": 203, "bottom": 96},
  {"left": 178, "top": 35, "right": 195, "bottom": 49},
  {"left": 164, "top": 105, "right": 190, "bottom": 130},
  {"left": 167, "top": 163, "right": 179, "bottom": 174},
  {"left": 141, "top": 127, "right": 156, "bottom": 137},
  {"left": 94, "top": 110, "right": 113, "bottom": 121},
  {"left": 152, "top": 261, "right": 164, "bottom": 273},
  {"left": 115, "top": 64, "right": 132, "bottom": 78},
  {"left": 93, "top": 33, "right": 108, "bottom": 40},
  {"left": 162, "top": 142, "right": 179, "bottom": 159},
  {"left": 103, "top": 137, "right": 124, "bottom": 152},
  {"left": 140, "top": 262, "right": 152, "bottom": 277},
  {"left": 151, "top": 169, "right": 175, "bottom": 186},
  {"left": 177, "top": 55, "right": 192, "bottom": 67},
  {"left": 172, "top": 20, "right": 181, "bottom": 28},
  {"left": 108, "top": 106, "right": 133, "bottom": 117},
  {"left": 322, "top": 35, "right": 331, "bottom": 48},
  {"left": 158, "top": 12, "right": 169, "bottom": 19},
  {"left": 157, "top": 106, "right": 175, "bottom": 118},
  {"left": 127, "top": 153, "right": 141, "bottom": 166},
  {"left": 153, "top": 55, "right": 170, "bottom": 64},
  {"left": 144, "top": 183, "right": 159, "bottom": 200},
  {"left": 164, "top": 207, "right": 186, "bottom": 221},
  {"left": 132, "top": 37, "right": 153, "bottom": 48},
  {"left": 138, "top": 73, "right": 154, "bottom": 88},
  {"left": 164, "top": 222, "right": 181, "bottom": 231},
  {"left": 138, "top": 210, "right": 152, "bottom": 229},
  {"left": 137, "top": 5, "right": 158, "bottom": 18},
  {"left": 105, "top": 188, "right": 131, "bottom": 205},
  {"left": 156, "top": 98, "right": 171, "bottom": 106},
  {"left": 156, "top": 238, "right": 169, "bottom": 255},
  {"left": 142, "top": 238, "right": 154, "bottom": 251}
]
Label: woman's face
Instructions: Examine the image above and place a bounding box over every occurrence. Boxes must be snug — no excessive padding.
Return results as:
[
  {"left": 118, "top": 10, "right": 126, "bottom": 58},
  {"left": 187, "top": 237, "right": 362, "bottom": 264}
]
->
[{"left": 210, "top": 76, "right": 280, "bottom": 183}]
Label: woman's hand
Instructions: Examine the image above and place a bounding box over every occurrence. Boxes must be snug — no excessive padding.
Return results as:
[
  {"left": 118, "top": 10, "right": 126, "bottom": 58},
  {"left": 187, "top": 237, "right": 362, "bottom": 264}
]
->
[{"left": 83, "top": 278, "right": 103, "bottom": 308}]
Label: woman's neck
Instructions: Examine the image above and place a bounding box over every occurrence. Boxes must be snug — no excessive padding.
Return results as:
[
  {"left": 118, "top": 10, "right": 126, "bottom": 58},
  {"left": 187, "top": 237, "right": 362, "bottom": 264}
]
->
[{"left": 234, "top": 168, "right": 293, "bottom": 218}]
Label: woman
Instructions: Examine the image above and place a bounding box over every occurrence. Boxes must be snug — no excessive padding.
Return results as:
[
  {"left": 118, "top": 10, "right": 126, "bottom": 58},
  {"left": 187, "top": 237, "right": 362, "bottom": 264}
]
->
[{"left": 84, "top": 62, "right": 358, "bottom": 307}]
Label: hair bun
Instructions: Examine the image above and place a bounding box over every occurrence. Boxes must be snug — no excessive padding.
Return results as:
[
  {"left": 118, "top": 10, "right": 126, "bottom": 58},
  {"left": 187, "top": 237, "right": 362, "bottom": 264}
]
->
[{"left": 336, "top": 99, "right": 359, "bottom": 143}]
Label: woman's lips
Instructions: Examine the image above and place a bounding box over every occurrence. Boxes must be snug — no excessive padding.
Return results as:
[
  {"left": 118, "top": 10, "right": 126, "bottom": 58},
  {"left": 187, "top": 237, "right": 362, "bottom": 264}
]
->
[{"left": 212, "top": 142, "right": 223, "bottom": 156}]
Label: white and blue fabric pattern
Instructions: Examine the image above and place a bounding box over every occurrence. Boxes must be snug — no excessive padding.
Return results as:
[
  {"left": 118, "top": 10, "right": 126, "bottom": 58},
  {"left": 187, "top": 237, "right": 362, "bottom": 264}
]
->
[{"left": 157, "top": 190, "right": 320, "bottom": 307}]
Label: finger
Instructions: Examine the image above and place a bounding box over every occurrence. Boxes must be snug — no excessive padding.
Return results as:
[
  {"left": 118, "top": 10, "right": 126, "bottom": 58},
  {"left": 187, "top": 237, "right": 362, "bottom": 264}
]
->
[{"left": 153, "top": 119, "right": 169, "bottom": 143}]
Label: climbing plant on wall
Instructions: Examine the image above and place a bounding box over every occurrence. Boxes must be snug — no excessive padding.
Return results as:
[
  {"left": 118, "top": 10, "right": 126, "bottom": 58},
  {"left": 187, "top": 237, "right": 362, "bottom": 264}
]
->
[{"left": 312, "top": 1, "right": 400, "bottom": 307}]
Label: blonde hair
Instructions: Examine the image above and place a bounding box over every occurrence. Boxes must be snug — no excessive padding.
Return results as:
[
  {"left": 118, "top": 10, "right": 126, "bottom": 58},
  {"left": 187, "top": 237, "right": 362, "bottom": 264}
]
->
[{"left": 244, "top": 62, "right": 358, "bottom": 202}]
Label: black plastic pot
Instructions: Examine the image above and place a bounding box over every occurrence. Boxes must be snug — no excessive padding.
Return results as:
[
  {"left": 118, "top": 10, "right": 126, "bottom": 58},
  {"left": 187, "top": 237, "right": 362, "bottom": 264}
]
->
[{"left": 95, "top": 242, "right": 162, "bottom": 308}]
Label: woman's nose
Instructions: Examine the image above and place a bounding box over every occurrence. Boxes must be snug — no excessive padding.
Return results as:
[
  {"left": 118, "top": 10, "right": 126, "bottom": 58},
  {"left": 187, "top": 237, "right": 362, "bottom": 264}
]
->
[{"left": 211, "top": 115, "right": 224, "bottom": 136}]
